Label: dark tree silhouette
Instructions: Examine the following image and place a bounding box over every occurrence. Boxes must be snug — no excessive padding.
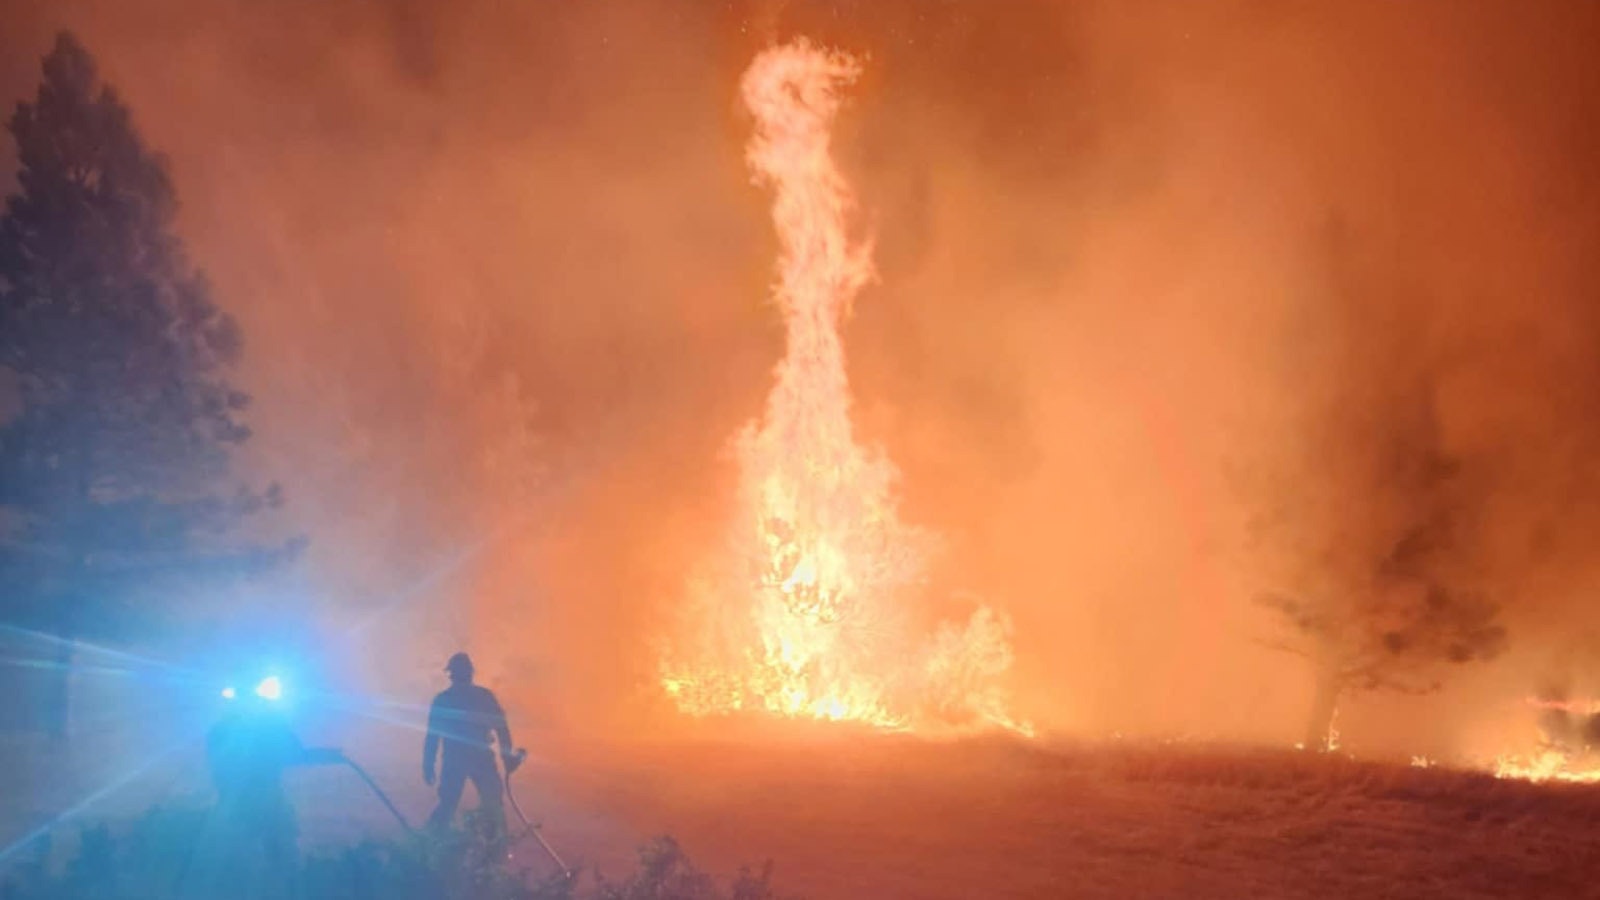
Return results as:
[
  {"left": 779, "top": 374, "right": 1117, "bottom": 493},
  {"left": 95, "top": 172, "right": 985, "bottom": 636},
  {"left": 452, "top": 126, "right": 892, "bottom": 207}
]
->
[
  {"left": 1256, "top": 386, "right": 1506, "bottom": 749},
  {"left": 0, "top": 33, "right": 299, "bottom": 736},
  {"left": 1251, "top": 221, "right": 1506, "bottom": 750}
]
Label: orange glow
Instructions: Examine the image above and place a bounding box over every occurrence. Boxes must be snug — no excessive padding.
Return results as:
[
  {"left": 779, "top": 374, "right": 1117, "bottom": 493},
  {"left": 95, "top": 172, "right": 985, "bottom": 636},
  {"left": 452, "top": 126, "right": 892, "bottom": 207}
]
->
[{"left": 659, "top": 40, "right": 1026, "bottom": 735}]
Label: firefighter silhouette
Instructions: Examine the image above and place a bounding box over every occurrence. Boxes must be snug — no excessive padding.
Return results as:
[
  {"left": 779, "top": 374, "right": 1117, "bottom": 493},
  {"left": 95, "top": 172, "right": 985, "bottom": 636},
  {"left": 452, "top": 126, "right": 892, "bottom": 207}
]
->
[
  {"left": 423, "top": 652, "right": 514, "bottom": 833},
  {"left": 197, "top": 676, "right": 340, "bottom": 897}
]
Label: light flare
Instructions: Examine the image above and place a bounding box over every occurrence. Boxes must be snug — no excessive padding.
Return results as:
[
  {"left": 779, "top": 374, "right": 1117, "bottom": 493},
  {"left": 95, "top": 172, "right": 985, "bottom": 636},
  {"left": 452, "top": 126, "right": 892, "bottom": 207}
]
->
[
  {"left": 659, "top": 40, "right": 1024, "bottom": 735},
  {"left": 255, "top": 675, "right": 283, "bottom": 701}
]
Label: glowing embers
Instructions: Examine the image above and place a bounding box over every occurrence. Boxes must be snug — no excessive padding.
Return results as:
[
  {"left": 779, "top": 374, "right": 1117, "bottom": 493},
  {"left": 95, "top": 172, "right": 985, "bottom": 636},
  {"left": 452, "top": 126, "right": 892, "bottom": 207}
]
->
[{"left": 658, "top": 40, "right": 1024, "bottom": 736}]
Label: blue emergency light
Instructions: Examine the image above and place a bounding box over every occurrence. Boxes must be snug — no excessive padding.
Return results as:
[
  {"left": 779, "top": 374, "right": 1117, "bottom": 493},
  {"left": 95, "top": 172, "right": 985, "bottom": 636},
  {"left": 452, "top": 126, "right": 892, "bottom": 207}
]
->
[
  {"left": 220, "top": 675, "right": 286, "bottom": 703},
  {"left": 255, "top": 675, "right": 283, "bottom": 701}
]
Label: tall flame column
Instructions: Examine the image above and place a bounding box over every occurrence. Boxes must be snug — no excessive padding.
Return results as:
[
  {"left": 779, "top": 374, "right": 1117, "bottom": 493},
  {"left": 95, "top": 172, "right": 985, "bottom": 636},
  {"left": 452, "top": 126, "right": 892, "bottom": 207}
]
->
[{"left": 662, "top": 40, "right": 1023, "bottom": 734}]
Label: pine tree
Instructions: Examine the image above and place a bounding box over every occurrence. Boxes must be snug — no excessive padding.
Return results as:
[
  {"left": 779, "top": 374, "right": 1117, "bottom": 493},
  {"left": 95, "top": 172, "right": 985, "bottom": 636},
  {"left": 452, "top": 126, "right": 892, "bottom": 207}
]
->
[{"left": 0, "top": 33, "right": 298, "bottom": 735}]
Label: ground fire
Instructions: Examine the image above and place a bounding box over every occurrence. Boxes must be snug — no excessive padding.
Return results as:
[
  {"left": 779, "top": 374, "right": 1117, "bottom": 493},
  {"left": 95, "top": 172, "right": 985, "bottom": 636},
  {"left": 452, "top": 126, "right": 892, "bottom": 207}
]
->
[
  {"left": 658, "top": 40, "right": 1024, "bottom": 735},
  {"left": 1490, "top": 695, "right": 1600, "bottom": 784}
]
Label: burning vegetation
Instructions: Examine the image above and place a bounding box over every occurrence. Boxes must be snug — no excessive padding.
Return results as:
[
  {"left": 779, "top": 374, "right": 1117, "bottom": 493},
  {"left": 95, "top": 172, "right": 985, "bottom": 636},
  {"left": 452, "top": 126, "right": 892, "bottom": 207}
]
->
[
  {"left": 5, "top": 3, "right": 1600, "bottom": 897},
  {"left": 1490, "top": 694, "right": 1600, "bottom": 784},
  {"left": 658, "top": 41, "right": 1022, "bottom": 735}
]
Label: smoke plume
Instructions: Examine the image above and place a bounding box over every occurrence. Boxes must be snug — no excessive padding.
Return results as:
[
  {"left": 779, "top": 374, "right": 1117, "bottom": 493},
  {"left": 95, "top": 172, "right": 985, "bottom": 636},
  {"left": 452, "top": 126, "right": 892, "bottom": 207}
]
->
[{"left": 2, "top": 1, "right": 1598, "bottom": 754}]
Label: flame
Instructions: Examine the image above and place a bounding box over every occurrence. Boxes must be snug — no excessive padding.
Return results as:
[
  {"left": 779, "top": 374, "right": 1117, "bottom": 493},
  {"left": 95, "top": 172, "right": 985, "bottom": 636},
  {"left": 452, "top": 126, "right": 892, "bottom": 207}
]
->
[
  {"left": 1524, "top": 696, "right": 1600, "bottom": 716},
  {"left": 1492, "top": 751, "right": 1600, "bottom": 784},
  {"left": 659, "top": 40, "right": 1025, "bottom": 735},
  {"left": 1487, "top": 695, "right": 1600, "bottom": 784}
]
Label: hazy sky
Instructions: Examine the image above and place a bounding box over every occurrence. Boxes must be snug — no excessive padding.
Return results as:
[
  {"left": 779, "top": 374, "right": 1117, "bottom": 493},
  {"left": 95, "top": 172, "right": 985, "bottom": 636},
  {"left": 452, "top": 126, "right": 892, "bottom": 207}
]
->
[{"left": 2, "top": 0, "right": 1598, "bottom": 753}]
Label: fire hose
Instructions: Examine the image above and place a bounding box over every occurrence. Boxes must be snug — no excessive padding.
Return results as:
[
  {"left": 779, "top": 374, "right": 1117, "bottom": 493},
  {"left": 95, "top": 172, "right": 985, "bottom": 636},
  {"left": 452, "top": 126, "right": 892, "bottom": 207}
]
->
[
  {"left": 339, "top": 747, "right": 571, "bottom": 879},
  {"left": 337, "top": 752, "right": 416, "bottom": 834},
  {"left": 503, "top": 748, "right": 573, "bottom": 878}
]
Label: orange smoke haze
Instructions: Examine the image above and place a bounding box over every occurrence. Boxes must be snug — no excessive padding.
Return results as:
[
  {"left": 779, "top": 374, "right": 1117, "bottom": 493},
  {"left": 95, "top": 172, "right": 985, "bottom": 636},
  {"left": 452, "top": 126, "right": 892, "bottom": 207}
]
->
[{"left": 3, "top": 1, "right": 1599, "bottom": 756}]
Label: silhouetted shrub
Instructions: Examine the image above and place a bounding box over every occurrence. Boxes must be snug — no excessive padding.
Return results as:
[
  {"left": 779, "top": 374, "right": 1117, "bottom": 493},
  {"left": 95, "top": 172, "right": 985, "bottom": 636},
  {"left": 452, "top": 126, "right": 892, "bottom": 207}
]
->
[
  {"left": 590, "top": 836, "right": 784, "bottom": 900},
  {"left": 0, "top": 805, "right": 792, "bottom": 900}
]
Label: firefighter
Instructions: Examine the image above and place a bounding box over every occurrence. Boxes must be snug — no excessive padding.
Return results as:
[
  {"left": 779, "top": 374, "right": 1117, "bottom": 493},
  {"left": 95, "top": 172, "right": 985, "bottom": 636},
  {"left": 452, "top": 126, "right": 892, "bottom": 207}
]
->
[
  {"left": 196, "top": 674, "right": 341, "bottom": 898},
  {"left": 423, "top": 652, "right": 514, "bottom": 833}
]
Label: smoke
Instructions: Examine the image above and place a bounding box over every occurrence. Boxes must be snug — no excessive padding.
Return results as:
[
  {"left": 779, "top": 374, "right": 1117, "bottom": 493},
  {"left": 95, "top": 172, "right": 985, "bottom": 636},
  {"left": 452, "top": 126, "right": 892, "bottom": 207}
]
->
[{"left": 2, "top": 0, "right": 1598, "bottom": 752}]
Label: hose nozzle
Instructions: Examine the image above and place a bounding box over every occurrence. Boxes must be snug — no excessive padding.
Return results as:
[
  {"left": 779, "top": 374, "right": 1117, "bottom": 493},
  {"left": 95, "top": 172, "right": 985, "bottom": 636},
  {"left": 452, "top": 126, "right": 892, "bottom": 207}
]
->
[{"left": 505, "top": 747, "right": 528, "bottom": 775}]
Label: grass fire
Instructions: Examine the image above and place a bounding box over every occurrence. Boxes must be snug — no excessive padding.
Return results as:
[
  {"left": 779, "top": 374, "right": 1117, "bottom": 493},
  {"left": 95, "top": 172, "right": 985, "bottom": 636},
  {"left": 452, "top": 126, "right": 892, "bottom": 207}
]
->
[{"left": 1, "top": 2, "right": 1600, "bottom": 899}]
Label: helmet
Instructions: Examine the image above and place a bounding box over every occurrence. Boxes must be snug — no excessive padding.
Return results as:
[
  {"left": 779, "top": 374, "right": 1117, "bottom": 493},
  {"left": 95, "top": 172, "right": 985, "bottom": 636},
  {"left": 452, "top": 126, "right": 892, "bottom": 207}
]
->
[{"left": 444, "top": 652, "right": 474, "bottom": 677}]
